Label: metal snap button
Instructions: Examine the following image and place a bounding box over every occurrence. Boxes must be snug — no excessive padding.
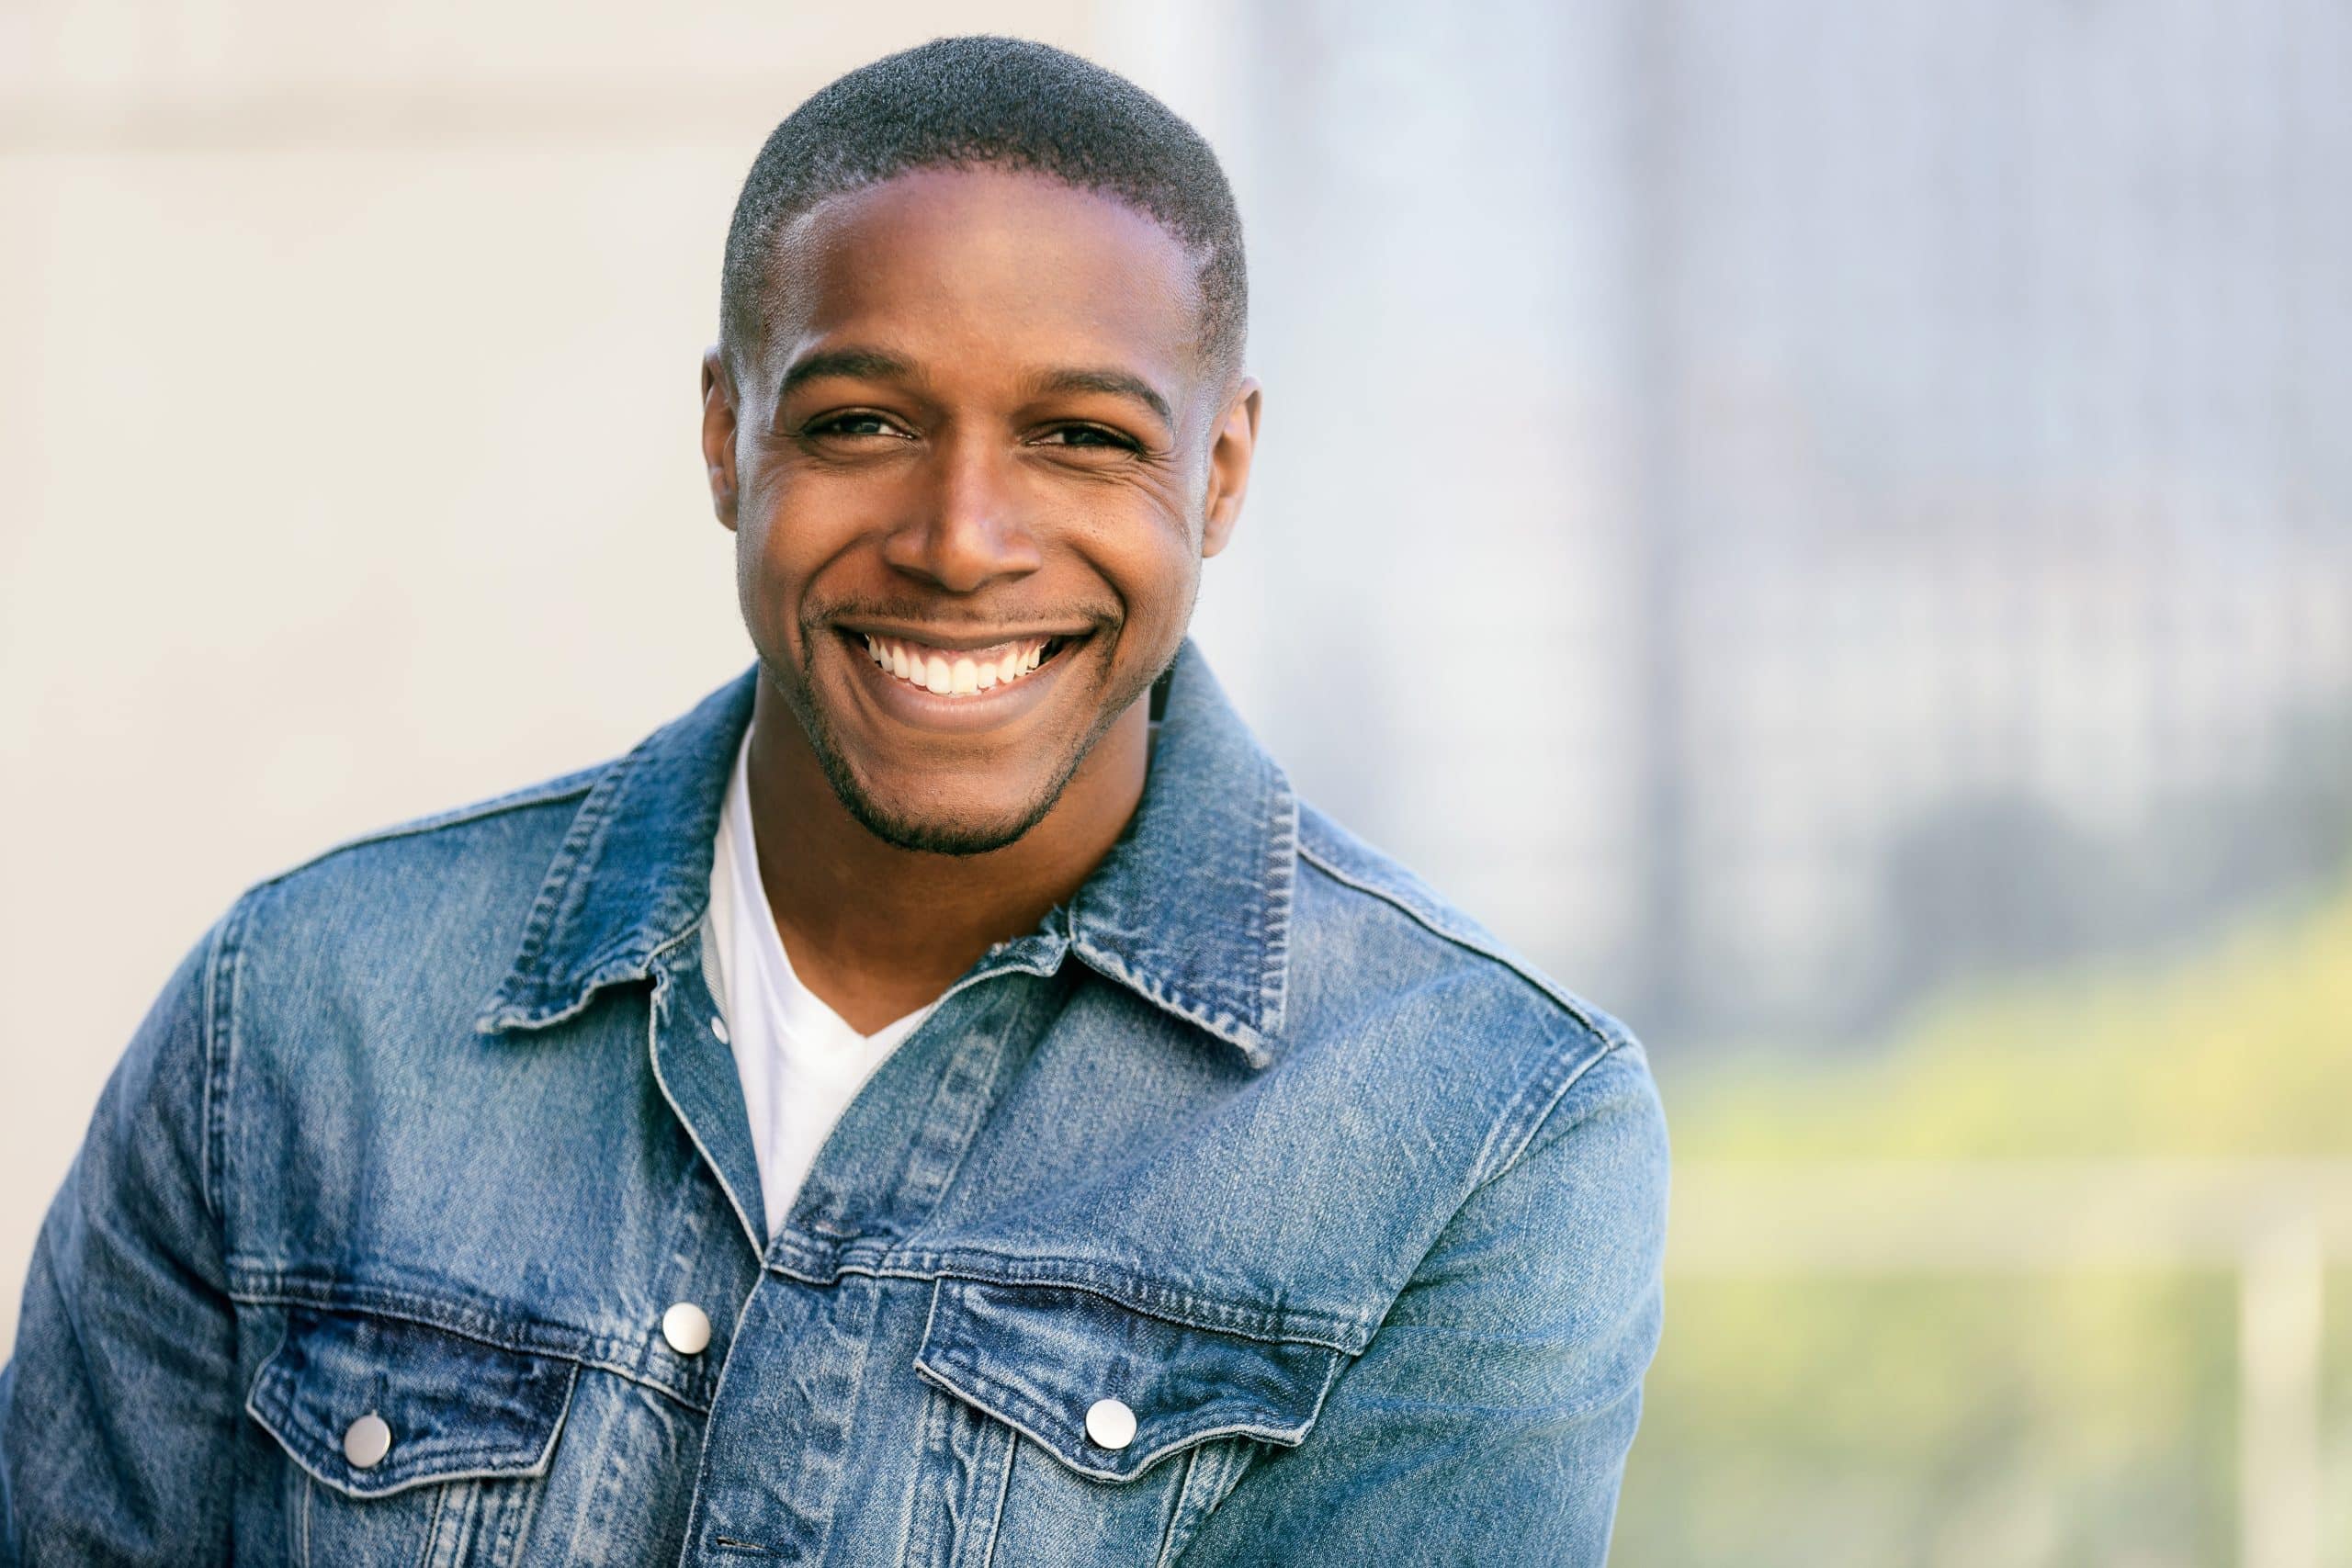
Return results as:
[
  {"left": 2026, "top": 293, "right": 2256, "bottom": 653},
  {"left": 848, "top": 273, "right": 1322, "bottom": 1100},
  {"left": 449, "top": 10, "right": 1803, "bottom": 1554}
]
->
[
  {"left": 1084, "top": 1396, "right": 1136, "bottom": 1450},
  {"left": 342, "top": 1413, "right": 392, "bottom": 1470},
  {"left": 662, "top": 1301, "right": 713, "bottom": 1356},
  {"left": 710, "top": 1015, "right": 730, "bottom": 1044}
]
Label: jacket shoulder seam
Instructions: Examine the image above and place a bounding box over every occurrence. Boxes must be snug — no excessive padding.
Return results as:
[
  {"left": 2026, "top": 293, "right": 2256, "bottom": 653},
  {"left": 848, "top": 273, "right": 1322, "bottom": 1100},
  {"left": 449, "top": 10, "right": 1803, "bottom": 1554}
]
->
[
  {"left": 243, "top": 762, "right": 611, "bottom": 895},
  {"left": 1293, "top": 824, "right": 1640, "bottom": 1190},
  {"left": 198, "top": 893, "right": 253, "bottom": 1228},
  {"left": 1475, "top": 1032, "right": 1649, "bottom": 1193},
  {"left": 1293, "top": 833, "right": 1625, "bottom": 1047}
]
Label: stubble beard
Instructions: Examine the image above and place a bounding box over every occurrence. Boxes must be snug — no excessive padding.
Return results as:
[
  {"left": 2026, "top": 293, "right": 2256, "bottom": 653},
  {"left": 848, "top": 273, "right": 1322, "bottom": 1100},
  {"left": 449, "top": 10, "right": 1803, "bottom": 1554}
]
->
[{"left": 765, "top": 628, "right": 1165, "bottom": 859}]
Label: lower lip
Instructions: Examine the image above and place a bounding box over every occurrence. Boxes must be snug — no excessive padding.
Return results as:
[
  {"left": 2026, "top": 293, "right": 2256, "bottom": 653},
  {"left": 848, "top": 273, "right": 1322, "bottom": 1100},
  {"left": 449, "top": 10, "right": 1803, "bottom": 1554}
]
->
[{"left": 836, "top": 632, "right": 1087, "bottom": 734}]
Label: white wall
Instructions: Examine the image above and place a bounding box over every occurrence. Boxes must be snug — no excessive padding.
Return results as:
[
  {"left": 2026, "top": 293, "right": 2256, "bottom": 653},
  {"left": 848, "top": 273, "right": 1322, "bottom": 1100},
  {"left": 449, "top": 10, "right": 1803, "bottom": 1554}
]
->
[{"left": 0, "top": 0, "right": 1108, "bottom": 1348}]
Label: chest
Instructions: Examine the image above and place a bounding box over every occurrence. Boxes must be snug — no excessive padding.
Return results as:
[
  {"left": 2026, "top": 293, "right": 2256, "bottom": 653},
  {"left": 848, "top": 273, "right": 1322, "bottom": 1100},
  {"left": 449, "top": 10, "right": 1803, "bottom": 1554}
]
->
[{"left": 219, "top": 943, "right": 1419, "bottom": 1566}]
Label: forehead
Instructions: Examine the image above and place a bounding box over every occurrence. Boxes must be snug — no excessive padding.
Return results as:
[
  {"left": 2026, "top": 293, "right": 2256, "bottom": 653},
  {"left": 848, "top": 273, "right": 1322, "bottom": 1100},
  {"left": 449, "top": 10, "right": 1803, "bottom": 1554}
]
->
[{"left": 751, "top": 165, "right": 1206, "bottom": 386}]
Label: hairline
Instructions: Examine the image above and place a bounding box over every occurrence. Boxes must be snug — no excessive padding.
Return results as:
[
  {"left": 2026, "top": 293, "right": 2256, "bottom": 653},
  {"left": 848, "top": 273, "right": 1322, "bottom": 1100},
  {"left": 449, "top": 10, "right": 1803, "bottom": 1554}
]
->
[{"left": 719, "top": 160, "right": 1240, "bottom": 396}]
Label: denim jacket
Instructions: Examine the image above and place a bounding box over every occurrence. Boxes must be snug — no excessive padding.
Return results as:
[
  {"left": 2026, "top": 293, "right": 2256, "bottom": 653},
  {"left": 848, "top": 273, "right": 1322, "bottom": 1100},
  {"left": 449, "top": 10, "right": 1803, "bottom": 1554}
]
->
[{"left": 2, "top": 639, "right": 1668, "bottom": 1566}]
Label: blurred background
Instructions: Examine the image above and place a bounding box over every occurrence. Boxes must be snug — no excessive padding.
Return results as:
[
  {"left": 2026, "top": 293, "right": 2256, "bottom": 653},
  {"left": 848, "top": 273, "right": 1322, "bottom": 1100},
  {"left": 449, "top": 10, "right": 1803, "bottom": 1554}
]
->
[{"left": 4, "top": 2, "right": 2347, "bottom": 1562}]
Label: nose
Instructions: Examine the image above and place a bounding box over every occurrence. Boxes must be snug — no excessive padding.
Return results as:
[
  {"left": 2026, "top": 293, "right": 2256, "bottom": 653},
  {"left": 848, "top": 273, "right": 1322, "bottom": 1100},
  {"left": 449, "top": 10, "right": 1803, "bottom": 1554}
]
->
[{"left": 880, "top": 431, "right": 1044, "bottom": 592}]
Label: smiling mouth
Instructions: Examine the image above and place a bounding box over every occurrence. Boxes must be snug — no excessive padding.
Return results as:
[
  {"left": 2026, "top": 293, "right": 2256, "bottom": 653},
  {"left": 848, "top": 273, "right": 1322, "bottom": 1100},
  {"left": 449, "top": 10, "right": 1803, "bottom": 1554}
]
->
[{"left": 847, "top": 629, "right": 1080, "bottom": 697}]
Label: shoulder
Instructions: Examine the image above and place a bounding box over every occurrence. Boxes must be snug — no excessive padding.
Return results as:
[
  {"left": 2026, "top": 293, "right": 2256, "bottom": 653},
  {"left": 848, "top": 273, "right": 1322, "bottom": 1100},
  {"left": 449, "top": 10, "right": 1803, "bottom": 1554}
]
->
[
  {"left": 1285, "top": 798, "right": 1656, "bottom": 1180},
  {"left": 1293, "top": 800, "right": 1633, "bottom": 1048},
  {"left": 210, "top": 755, "right": 620, "bottom": 1021},
  {"left": 260, "top": 759, "right": 610, "bottom": 890},
  {"left": 1290, "top": 797, "right": 1635, "bottom": 1058},
  {"left": 237, "top": 758, "right": 608, "bottom": 909}
]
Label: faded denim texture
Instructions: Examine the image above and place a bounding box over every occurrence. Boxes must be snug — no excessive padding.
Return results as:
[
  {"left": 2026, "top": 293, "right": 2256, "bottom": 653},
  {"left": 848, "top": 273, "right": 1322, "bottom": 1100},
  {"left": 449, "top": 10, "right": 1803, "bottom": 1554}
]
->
[{"left": 2, "top": 639, "right": 1668, "bottom": 1566}]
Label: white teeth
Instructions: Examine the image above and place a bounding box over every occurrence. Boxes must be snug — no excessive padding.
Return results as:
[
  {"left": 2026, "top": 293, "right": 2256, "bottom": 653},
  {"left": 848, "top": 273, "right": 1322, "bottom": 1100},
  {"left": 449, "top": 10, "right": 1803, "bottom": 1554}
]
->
[{"left": 856, "top": 633, "right": 1065, "bottom": 697}]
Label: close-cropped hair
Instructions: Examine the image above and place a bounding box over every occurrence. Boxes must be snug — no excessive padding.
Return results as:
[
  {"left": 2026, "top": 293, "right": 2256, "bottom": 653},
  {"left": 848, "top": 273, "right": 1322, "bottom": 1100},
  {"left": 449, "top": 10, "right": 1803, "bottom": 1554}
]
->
[{"left": 719, "top": 34, "right": 1249, "bottom": 389}]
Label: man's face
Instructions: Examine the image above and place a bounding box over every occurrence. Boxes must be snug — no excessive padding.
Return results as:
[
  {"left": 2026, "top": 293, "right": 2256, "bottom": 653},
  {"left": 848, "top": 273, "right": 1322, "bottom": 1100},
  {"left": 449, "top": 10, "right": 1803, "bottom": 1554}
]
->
[{"left": 701, "top": 166, "right": 1260, "bottom": 856}]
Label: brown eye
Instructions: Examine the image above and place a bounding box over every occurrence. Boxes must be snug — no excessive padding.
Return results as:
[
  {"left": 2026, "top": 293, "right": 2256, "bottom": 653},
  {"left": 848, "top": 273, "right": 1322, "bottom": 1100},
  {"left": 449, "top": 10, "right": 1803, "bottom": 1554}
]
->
[
  {"left": 1035, "top": 424, "right": 1136, "bottom": 450},
  {"left": 808, "top": 412, "right": 907, "bottom": 439}
]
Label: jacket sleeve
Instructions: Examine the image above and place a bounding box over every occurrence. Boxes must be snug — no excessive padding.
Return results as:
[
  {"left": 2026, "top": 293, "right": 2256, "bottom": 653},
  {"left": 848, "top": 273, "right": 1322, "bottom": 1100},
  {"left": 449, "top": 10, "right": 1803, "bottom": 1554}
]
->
[
  {"left": 2, "top": 909, "right": 242, "bottom": 1565},
  {"left": 1173, "top": 1039, "right": 1670, "bottom": 1568}
]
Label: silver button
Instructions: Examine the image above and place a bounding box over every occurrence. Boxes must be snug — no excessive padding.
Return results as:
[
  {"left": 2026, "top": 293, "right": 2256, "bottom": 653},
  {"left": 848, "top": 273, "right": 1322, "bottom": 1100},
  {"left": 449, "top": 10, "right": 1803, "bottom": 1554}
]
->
[
  {"left": 709, "top": 1015, "right": 730, "bottom": 1044},
  {"left": 662, "top": 1301, "right": 713, "bottom": 1356},
  {"left": 342, "top": 1413, "right": 392, "bottom": 1470},
  {"left": 1084, "top": 1397, "right": 1136, "bottom": 1450}
]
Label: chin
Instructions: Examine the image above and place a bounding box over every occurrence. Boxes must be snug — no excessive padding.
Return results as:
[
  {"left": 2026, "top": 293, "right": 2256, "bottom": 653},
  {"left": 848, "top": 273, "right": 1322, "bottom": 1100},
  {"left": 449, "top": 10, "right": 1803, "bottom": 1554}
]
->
[
  {"left": 821, "top": 755, "right": 1070, "bottom": 858},
  {"left": 782, "top": 646, "right": 1112, "bottom": 858},
  {"left": 841, "top": 790, "right": 1057, "bottom": 858}
]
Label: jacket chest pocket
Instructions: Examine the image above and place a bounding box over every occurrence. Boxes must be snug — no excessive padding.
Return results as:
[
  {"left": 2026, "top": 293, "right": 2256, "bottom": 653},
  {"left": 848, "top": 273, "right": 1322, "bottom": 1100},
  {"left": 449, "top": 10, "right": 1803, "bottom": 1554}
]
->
[
  {"left": 244, "top": 1305, "right": 580, "bottom": 1568},
  {"left": 911, "top": 1278, "right": 1345, "bottom": 1567}
]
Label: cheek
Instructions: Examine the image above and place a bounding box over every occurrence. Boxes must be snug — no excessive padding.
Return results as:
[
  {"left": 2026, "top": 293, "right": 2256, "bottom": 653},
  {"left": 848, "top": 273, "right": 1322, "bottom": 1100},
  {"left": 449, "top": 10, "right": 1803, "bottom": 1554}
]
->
[
  {"left": 1100, "top": 534, "right": 1203, "bottom": 652},
  {"left": 1061, "top": 488, "right": 1199, "bottom": 592},
  {"left": 748, "top": 471, "right": 888, "bottom": 592},
  {"left": 729, "top": 512, "right": 820, "bottom": 665}
]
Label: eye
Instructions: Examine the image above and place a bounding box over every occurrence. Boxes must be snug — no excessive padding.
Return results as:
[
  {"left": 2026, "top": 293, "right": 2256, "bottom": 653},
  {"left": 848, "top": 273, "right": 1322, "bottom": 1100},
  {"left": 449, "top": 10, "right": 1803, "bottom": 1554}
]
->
[
  {"left": 1032, "top": 423, "right": 1140, "bottom": 452},
  {"left": 803, "top": 412, "right": 910, "bottom": 440}
]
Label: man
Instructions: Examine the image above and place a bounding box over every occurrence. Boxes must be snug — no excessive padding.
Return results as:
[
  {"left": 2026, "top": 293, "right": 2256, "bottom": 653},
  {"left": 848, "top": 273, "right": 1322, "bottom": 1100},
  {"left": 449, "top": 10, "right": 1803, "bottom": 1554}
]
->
[{"left": 2, "top": 35, "right": 1667, "bottom": 1566}]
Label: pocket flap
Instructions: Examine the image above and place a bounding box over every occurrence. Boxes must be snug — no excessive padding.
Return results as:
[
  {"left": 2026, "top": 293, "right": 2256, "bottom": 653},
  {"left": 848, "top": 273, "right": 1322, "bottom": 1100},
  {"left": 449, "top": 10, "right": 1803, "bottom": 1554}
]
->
[
  {"left": 912, "top": 1278, "right": 1344, "bottom": 1483},
  {"left": 244, "top": 1306, "right": 579, "bottom": 1499}
]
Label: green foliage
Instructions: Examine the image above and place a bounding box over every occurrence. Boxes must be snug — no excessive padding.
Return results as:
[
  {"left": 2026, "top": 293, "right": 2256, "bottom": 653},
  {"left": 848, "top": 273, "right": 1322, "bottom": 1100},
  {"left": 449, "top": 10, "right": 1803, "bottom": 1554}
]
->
[
  {"left": 1619, "top": 1273, "right": 2240, "bottom": 1568},
  {"left": 1667, "top": 884, "right": 2352, "bottom": 1161},
  {"left": 1613, "top": 886, "right": 2352, "bottom": 1565}
]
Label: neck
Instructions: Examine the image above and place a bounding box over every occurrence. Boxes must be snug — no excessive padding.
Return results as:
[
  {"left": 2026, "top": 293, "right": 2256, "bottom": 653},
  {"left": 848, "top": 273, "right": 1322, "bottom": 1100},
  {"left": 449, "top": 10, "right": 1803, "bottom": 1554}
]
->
[{"left": 741, "top": 681, "right": 1149, "bottom": 1032}]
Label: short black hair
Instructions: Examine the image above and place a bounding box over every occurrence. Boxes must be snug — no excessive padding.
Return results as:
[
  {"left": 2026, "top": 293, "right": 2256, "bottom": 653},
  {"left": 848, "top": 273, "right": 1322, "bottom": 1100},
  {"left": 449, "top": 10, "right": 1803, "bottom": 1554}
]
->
[{"left": 719, "top": 35, "right": 1247, "bottom": 392}]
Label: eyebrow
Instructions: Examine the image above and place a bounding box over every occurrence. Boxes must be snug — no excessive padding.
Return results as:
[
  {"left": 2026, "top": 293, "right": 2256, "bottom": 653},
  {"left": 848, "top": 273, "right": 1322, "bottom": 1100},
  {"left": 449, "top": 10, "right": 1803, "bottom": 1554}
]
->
[
  {"left": 1026, "top": 367, "right": 1173, "bottom": 427},
  {"left": 777, "top": 346, "right": 920, "bottom": 403},
  {"left": 777, "top": 346, "right": 1173, "bottom": 429}
]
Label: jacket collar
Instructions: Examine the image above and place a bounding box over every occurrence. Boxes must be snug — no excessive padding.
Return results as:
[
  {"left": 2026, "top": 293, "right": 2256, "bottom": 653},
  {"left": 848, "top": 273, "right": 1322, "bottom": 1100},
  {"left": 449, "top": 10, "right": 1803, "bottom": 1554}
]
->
[{"left": 474, "top": 637, "right": 1295, "bottom": 1068}]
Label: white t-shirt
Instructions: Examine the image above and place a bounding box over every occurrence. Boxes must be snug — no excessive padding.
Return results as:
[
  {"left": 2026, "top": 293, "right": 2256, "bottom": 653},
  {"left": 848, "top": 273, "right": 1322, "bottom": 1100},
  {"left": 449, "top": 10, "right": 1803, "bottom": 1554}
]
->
[{"left": 706, "top": 730, "right": 939, "bottom": 1238}]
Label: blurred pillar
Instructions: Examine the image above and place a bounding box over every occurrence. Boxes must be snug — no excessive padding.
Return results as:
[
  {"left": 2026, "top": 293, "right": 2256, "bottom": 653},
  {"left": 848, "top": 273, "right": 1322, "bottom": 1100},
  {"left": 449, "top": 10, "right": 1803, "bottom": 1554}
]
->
[
  {"left": 2238, "top": 1213, "right": 2322, "bottom": 1568},
  {"left": 1625, "top": 0, "right": 1691, "bottom": 1038}
]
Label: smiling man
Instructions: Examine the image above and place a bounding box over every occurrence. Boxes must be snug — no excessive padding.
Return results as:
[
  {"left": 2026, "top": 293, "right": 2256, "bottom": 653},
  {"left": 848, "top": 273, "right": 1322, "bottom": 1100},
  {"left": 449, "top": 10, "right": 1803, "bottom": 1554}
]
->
[{"left": 2, "top": 36, "right": 1667, "bottom": 1568}]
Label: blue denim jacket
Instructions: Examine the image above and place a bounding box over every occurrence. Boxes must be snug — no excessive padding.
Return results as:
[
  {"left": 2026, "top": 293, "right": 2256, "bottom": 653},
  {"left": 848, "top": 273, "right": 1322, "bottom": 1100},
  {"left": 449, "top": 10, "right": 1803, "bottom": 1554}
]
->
[{"left": 2, "top": 639, "right": 1668, "bottom": 1566}]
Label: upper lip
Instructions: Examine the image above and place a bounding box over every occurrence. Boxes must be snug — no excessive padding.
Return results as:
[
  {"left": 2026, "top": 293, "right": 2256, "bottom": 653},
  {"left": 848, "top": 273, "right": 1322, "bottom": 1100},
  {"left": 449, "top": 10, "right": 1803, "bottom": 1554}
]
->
[{"left": 835, "top": 622, "right": 1091, "bottom": 652}]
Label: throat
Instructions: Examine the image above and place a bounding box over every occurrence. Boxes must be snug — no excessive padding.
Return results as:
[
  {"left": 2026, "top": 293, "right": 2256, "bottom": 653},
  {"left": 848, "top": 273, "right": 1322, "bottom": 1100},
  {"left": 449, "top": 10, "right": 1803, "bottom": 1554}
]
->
[
  {"left": 762, "top": 889, "right": 996, "bottom": 1033},
  {"left": 741, "top": 664, "right": 1151, "bottom": 1025}
]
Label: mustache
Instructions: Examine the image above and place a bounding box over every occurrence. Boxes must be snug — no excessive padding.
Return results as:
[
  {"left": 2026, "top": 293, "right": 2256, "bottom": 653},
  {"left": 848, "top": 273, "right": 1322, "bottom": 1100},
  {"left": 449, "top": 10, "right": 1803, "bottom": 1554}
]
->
[{"left": 805, "top": 601, "right": 1115, "bottom": 635}]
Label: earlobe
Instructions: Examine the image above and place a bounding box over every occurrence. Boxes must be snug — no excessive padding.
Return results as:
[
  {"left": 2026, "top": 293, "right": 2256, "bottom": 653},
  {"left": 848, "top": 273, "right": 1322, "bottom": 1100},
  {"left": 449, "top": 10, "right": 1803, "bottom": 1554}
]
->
[
  {"left": 1200, "top": 378, "right": 1261, "bottom": 559},
  {"left": 700, "top": 345, "right": 741, "bottom": 532}
]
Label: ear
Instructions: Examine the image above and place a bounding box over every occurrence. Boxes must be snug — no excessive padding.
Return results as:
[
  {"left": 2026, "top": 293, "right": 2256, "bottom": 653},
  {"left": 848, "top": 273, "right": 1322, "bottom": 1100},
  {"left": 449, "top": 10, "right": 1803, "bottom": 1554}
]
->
[
  {"left": 700, "top": 345, "right": 740, "bottom": 532},
  {"left": 1199, "top": 376, "right": 1261, "bottom": 559}
]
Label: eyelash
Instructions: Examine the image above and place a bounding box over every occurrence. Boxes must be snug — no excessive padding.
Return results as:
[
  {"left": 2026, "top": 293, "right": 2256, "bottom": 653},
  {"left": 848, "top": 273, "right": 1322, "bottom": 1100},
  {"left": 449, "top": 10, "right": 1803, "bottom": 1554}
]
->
[{"left": 802, "top": 413, "right": 1139, "bottom": 452}]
